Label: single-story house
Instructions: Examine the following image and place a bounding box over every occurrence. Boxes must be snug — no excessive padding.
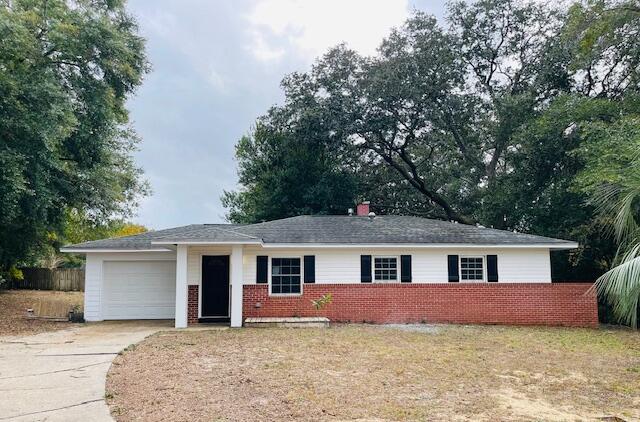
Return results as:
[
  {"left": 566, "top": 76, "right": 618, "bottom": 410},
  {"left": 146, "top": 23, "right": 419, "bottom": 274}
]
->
[{"left": 61, "top": 203, "right": 599, "bottom": 328}]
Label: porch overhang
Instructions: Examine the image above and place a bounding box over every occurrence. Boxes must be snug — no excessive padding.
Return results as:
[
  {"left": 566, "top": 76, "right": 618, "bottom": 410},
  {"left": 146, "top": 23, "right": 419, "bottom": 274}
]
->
[{"left": 173, "top": 243, "right": 246, "bottom": 329}]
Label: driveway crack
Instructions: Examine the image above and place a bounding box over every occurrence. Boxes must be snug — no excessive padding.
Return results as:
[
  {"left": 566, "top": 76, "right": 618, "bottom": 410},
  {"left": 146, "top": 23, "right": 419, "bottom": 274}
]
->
[
  {"left": 0, "top": 340, "right": 75, "bottom": 346},
  {"left": 0, "top": 398, "right": 104, "bottom": 420},
  {"left": 0, "top": 361, "right": 110, "bottom": 380},
  {"left": 39, "top": 352, "right": 118, "bottom": 356}
]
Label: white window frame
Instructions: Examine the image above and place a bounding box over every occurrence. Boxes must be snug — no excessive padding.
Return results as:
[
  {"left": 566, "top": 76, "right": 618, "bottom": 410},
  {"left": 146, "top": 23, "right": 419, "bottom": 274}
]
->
[
  {"left": 269, "top": 256, "right": 303, "bottom": 296},
  {"left": 373, "top": 256, "right": 400, "bottom": 283},
  {"left": 459, "top": 255, "right": 486, "bottom": 282}
]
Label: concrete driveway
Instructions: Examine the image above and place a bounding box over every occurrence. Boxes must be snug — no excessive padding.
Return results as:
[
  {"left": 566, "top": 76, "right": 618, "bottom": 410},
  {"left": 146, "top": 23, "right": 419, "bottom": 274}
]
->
[{"left": 0, "top": 321, "right": 171, "bottom": 421}]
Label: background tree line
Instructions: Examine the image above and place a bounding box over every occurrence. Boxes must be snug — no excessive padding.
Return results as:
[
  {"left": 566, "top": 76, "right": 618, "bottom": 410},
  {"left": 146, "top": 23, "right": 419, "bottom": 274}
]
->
[
  {"left": 224, "top": 0, "right": 640, "bottom": 284},
  {"left": 0, "top": 0, "right": 148, "bottom": 282}
]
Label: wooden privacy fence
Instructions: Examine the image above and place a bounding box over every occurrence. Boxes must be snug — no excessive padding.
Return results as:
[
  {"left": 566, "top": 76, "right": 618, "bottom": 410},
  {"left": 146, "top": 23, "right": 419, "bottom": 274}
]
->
[{"left": 13, "top": 268, "right": 85, "bottom": 291}]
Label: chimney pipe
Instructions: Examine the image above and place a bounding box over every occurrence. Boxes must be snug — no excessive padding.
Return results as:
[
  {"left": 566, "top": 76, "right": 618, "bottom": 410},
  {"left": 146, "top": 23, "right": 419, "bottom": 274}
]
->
[{"left": 356, "top": 201, "right": 370, "bottom": 216}]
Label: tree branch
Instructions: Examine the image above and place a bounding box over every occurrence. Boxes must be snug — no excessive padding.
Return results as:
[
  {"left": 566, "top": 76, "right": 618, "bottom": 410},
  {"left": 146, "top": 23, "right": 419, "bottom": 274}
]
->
[{"left": 362, "top": 137, "right": 476, "bottom": 225}]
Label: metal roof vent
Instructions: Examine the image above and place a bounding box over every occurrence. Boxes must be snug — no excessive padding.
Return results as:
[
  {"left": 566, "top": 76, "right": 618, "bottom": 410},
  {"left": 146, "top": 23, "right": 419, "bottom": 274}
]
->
[{"left": 368, "top": 211, "right": 376, "bottom": 220}]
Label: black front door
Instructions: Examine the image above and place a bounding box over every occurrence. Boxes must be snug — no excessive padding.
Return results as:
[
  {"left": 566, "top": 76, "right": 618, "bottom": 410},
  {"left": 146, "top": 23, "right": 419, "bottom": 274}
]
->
[{"left": 201, "top": 255, "right": 230, "bottom": 318}]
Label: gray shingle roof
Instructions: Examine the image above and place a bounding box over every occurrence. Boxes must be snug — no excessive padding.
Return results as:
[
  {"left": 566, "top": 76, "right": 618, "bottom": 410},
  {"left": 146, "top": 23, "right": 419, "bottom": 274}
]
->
[
  {"left": 61, "top": 224, "right": 246, "bottom": 250},
  {"left": 62, "top": 215, "right": 577, "bottom": 251},
  {"left": 154, "top": 224, "right": 260, "bottom": 243}
]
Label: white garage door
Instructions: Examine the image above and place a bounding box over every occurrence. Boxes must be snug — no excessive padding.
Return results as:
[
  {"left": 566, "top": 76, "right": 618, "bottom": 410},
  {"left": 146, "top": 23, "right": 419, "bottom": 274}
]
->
[{"left": 103, "top": 260, "right": 176, "bottom": 320}]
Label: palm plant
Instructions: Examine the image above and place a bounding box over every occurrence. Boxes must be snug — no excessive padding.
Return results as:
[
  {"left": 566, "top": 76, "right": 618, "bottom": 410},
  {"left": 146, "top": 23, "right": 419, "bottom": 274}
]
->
[{"left": 591, "top": 165, "right": 640, "bottom": 328}]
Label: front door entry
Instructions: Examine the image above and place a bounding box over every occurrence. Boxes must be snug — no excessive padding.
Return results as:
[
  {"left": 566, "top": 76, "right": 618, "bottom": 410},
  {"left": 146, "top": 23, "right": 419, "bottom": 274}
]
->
[{"left": 201, "top": 255, "right": 230, "bottom": 318}]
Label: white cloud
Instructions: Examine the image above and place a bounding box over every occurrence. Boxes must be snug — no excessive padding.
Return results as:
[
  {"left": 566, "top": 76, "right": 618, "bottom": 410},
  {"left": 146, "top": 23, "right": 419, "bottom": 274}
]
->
[
  {"left": 249, "top": 31, "right": 287, "bottom": 61},
  {"left": 135, "top": 5, "right": 233, "bottom": 95},
  {"left": 246, "top": 0, "right": 410, "bottom": 61},
  {"left": 207, "top": 67, "right": 227, "bottom": 93}
]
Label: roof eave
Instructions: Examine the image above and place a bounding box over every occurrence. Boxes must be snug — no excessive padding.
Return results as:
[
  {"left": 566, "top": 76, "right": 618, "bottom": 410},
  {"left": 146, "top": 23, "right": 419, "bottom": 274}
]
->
[
  {"left": 60, "top": 248, "right": 175, "bottom": 253},
  {"left": 61, "top": 241, "right": 579, "bottom": 252},
  {"left": 548, "top": 242, "right": 580, "bottom": 250},
  {"left": 150, "top": 240, "right": 263, "bottom": 245}
]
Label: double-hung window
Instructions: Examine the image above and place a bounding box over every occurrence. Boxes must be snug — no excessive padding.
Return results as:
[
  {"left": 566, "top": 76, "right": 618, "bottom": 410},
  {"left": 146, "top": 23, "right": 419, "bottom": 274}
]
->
[
  {"left": 271, "top": 258, "right": 301, "bottom": 294},
  {"left": 460, "top": 256, "right": 484, "bottom": 282},
  {"left": 374, "top": 257, "right": 398, "bottom": 282}
]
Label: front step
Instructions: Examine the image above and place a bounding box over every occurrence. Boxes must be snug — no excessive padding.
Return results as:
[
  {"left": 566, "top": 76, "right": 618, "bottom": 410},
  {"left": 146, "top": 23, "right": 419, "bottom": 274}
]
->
[
  {"left": 198, "top": 317, "right": 230, "bottom": 324},
  {"left": 244, "top": 317, "right": 330, "bottom": 328}
]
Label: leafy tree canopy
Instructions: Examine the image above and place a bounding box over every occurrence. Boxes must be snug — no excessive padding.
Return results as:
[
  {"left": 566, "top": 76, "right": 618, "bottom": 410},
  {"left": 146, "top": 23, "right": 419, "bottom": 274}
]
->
[
  {"left": 580, "top": 111, "right": 640, "bottom": 325},
  {"left": 0, "top": 0, "right": 149, "bottom": 271},
  {"left": 225, "top": 0, "right": 640, "bottom": 280},
  {"left": 222, "top": 122, "right": 359, "bottom": 223},
  {"left": 44, "top": 209, "right": 147, "bottom": 268}
]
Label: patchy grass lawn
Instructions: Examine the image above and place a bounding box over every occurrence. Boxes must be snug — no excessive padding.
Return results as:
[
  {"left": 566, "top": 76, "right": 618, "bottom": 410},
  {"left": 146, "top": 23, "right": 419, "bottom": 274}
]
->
[
  {"left": 0, "top": 289, "right": 83, "bottom": 336},
  {"left": 107, "top": 324, "right": 640, "bottom": 422}
]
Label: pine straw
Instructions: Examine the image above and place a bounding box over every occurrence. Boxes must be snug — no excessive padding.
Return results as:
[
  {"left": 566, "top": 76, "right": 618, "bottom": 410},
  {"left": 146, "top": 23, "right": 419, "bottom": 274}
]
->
[
  {"left": 107, "top": 324, "right": 640, "bottom": 421},
  {"left": 0, "top": 290, "right": 83, "bottom": 336}
]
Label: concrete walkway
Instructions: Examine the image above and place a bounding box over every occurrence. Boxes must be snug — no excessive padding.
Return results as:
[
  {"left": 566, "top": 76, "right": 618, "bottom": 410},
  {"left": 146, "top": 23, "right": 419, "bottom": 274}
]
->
[{"left": 0, "top": 321, "right": 171, "bottom": 421}]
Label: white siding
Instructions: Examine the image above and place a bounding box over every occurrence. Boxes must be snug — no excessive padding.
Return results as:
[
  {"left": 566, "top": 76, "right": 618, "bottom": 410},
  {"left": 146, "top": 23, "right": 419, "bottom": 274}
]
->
[
  {"left": 496, "top": 249, "right": 551, "bottom": 282},
  {"left": 242, "top": 247, "right": 552, "bottom": 284},
  {"left": 83, "top": 251, "right": 176, "bottom": 321},
  {"left": 84, "top": 254, "right": 102, "bottom": 321}
]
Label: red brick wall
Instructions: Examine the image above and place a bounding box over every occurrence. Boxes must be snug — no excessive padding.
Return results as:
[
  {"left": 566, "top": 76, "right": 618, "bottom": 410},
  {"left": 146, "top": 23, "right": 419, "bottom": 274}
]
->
[
  {"left": 243, "top": 283, "right": 598, "bottom": 327},
  {"left": 188, "top": 285, "right": 199, "bottom": 325}
]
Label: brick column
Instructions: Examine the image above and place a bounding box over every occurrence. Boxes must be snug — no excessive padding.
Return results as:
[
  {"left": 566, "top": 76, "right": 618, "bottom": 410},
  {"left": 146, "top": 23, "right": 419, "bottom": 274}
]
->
[{"left": 188, "top": 285, "right": 199, "bottom": 325}]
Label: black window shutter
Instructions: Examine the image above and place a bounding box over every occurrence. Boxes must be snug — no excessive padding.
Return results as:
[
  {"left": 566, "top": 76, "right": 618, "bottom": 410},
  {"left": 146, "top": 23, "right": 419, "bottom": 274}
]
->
[
  {"left": 256, "top": 256, "right": 268, "bottom": 283},
  {"left": 447, "top": 255, "right": 459, "bottom": 282},
  {"left": 487, "top": 255, "right": 498, "bottom": 282},
  {"left": 304, "top": 255, "right": 315, "bottom": 283},
  {"left": 400, "top": 255, "right": 412, "bottom": 282},
  {"left": 361, "top": 255, "right": 372, "bottom": 283}
]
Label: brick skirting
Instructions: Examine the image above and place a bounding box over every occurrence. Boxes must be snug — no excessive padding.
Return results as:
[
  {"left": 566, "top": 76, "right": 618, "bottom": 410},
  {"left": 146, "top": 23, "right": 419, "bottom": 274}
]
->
[
  {"left": 188, "top": 285, "right": 199, "bottom": 325},
  {"left": 243, "top": 283, "right": 598, "bottom": 327}
]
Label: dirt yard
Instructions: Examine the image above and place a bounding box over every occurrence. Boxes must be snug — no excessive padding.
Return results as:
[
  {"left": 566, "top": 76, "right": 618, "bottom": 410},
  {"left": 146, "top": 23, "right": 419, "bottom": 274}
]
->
[
  {"left": 0, "top": 289, "right": 84, "bottom": 336},
  {"left": 107, "top": 324, "right": 640, "bottom": 421}
]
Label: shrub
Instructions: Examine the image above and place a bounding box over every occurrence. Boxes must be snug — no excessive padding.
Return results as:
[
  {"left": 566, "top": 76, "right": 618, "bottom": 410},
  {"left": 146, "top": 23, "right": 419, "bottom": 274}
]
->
[{"left": 311, "top": 293, "right": 333, "bottom": 311}]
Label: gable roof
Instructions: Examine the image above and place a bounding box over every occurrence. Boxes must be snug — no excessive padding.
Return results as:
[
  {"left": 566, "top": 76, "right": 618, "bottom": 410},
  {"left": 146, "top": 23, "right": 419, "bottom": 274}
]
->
[{"left": 61, "top": 215, "right": 578, "bottom": 251}]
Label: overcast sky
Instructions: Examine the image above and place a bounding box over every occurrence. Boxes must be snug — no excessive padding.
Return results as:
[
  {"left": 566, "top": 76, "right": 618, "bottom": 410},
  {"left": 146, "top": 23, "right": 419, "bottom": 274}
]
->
[{"left": 127, "top": 0, "right": 448, "bottom": 229}]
